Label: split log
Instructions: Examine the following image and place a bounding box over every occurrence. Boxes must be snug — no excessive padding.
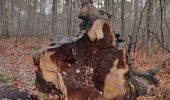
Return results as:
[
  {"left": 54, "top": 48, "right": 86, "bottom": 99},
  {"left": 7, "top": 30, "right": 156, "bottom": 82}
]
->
[{"left": 33, "top": 0, "right": 161, "bottom": 100}]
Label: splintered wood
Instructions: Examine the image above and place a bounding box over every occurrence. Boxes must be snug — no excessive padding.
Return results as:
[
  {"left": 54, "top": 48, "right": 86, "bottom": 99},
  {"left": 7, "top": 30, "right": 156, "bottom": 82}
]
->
[
  {"left": 39, "top": 51, "right": 68, "bottom": 99},
  {"left": 33, "top": 0, "right": 131, "bottom": 99},
  {"left": 88, "top": 19, "right": 115, "bottom": 43},
  {"left": 33, "top": 1, "right": 161, "bottom": 99},
  {"left": 34, "top": 18, "right": 131, "bottom": 99}
]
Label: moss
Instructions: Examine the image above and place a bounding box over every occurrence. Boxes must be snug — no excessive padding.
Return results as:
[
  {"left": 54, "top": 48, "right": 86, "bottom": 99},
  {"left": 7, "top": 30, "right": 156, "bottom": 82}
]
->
[
  {"left": 0, "top": 73, "right": 12, "bottom": 81},
  {"left": 27, "top": 77, "right": 36, "bottom": 85},
  {"left": 34, "top": 48, "right": 40, "bottom": 52},
  {"left": 128, "top": 81, "right": 136, "bottom": 100}
]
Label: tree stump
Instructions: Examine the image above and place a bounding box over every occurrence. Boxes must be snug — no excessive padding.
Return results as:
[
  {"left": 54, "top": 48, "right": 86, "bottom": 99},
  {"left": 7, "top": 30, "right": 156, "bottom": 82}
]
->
[{"left": 33, "top": 0, "right": 161, "bottom": 100}]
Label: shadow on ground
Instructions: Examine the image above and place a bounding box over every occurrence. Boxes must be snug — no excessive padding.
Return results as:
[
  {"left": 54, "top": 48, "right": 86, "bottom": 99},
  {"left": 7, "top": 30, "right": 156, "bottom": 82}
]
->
[{"left": 0, "top": 86, "right": 28, "bottom": 100}]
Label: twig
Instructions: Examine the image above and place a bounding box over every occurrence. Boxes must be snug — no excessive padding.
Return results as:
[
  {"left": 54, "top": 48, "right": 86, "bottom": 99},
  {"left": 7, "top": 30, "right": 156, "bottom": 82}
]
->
[{"left": 148, "top": 30, "right": 170, "bottom": 53}]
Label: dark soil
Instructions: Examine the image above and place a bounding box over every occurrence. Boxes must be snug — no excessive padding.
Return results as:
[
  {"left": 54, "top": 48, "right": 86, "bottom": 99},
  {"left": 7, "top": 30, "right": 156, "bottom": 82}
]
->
[{"left": 0, "top": 85, "right": 28, "bottom": 100}]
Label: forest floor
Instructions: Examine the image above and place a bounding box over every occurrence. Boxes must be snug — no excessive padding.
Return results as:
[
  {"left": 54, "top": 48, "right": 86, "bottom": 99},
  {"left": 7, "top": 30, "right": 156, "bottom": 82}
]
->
[{"left": 0, "top": 37, "right": 169, "bottom": 99}]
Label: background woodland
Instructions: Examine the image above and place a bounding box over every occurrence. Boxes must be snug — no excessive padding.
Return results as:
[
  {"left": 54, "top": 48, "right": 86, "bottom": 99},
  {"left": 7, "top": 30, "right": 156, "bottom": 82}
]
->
[{"left": 0, "top": 0, "right": 170, "bottom": 54}]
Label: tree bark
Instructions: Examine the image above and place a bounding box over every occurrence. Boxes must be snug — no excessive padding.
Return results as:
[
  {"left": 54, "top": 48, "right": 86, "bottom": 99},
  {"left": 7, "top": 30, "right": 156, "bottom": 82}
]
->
[
  {"left": 32, "top": 0, "right": 37, "bottom": 36},
  {"left": 146, "top": 0, "right": 153, "bottom": 56},
  {"left": 1, "top": 0, "right": 9, "bottom": 37},
  {"left": 132, "top": 0, "right": 138, "bottom": 34},
  {"left": 121, "top": 0, "right": 125, "bottom": 38},
  {"left": 15, "top": 0, "right": 22, "bottom": 47},
  {"left": 65, "top": 0, "right": 71, "bottom": 37},
  {"left": 159, "top": 0, "right": 165, "bottom": 53},
  {"left": 24, "top": 0, "right": 32, "bottom": 36},
  {"left": 0, "top": 0, "right": 2, "bottom": 35},
  {"left": 112, "top": 0, "right": 115, "bottom": 26},
  {"left": 52, "top": 0, "right": 58, "bottom": 37}
]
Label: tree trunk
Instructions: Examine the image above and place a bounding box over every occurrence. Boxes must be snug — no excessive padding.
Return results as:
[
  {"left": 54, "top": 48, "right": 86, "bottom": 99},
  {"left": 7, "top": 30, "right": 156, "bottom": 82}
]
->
[
  {"left": 159, "top": 0, "right": 165, "bottom": 53},
  {"left": 52, "top": 0, "right": 58, "bottom": 37},
  {"left": 146, "top": 0, "right": 153, "bottom": 56},
  {"left": 1, "top": 0, "right": 9, "bottom": 37},
  {"left": 132, "top": 0, "right": 138, "bottom": 34},
  {"left": 121, "top": 0, "right": 125, "bottom": 38},
  {"left": 65, "top": 0, "right": 72, "bottom": 37},
  {"left": 32, "top": 0, "right": 37, "bottom": 36},
  {"left": 0, "top": 0, "right": 2, "bottom": 36},
  {"left": 15, "top": 1, "right": 22, "bottom": 47},
  {"left": 25, "top": 0, "right": 32, "bottom": 36},
  {"left": 39, "top": 0, "right": 46, "bottom": 36},
  {"left": 112, "top": 0, "right": 115, "bottom": 26}
]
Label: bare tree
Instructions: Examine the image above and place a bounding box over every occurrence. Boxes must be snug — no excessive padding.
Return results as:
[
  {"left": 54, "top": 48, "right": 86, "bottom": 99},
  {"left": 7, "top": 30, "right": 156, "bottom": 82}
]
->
[
  {"left": 159, "top": 0, "right": 165, "bottom": 52},
  {"left": 132, "top": 0, "right": 138, "bottom": 34},
  {"left": 52, "top": 0, "right": 58, "bottom": 37},
  {"left": 121, "top": 0, "right": 125, "bottom": 38},
  {"left": 0, "top": 0, "right": 169, "bottom": 53},
  {"left": 24, "top": 0, "right": 32, "bottom": 36},
  {"left": 15, "top": 0, "right": 22, "bottom": 47},
  {"left": 1, "top": 0, "right": 9, "bottom": 37},
  {"left": 0, "top": 0, "right": 2, "bottom": 35},
  {"left": 32, "top": 0, "right": 37, "bottom": 36},
  {"left": 112, "top": 0, "right": 115, "bottom": 26},
  {"left": 65, "top": 0, "right": 72, "bottom": 37},
  {"left": 146, "top": 0, "right": 153, "bottom": 56}
]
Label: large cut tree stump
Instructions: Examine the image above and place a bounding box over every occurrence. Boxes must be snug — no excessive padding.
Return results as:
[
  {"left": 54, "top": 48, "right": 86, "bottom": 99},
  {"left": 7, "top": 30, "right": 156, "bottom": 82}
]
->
[{"left": 33, "top": 0, "right": 161, "bottom": 100}]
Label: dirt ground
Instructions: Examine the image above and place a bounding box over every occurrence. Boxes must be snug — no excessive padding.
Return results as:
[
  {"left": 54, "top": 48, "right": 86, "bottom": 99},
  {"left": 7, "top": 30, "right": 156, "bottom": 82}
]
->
[{"left": 0, "top": 37, "right": 169, "bottom": 99}]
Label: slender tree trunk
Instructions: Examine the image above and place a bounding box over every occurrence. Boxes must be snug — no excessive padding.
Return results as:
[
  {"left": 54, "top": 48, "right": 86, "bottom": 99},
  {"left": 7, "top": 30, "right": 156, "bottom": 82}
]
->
[
  {"left": 70, "top": 0, "right": 72, "bottom": 34},
  {"left": 0, "top": 0, "right": 2, "bottom": 36},
  {"left": 132, "top": 0, "right": 138, "bottom": 41},
  {"left": 66, "top": 0, "right": 71, "bottom": 37},
  {"left": 132, "top": 0, "right": 136, "bottom": 34},
  {"left": 121, "top": 0, "right": 125, "bottom": 38},
  {"left": 10, "top": 1, "right": 15, "bottom": 35},
  {"left": 39, "top": 0, "right": 46, "bottom": 36},
  {"left": 2, "top": 0, "right": 9, "bottom": 37},
  {"left": 133, "top": 0, "right": 148, "bottom": 53},
  {"left": 146, "top": 0, "right": 153, "bottom": 56},
  {"left": 25, "top": 0, "right": 32, "bottom": 36},
  {"left": 159, "top": 0, "right": 164, "bottom": 53},
  {"left": 162, "top": 0, "right": 170, "bottom": 35},
  {"left": 52, "top": 0, "right": 58, "bottom": 37},
  {"left": 72, "top": 1, "right": 76, "bottom": 33},
  {"left": 15, "top": 1, "right": 22, "bottom": 47},
  {"left": 32, "top": 0, "right": 37, "bottom": 36},
  {"left": 112, "top": 0, "right": 115, "bottom": 26}
]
